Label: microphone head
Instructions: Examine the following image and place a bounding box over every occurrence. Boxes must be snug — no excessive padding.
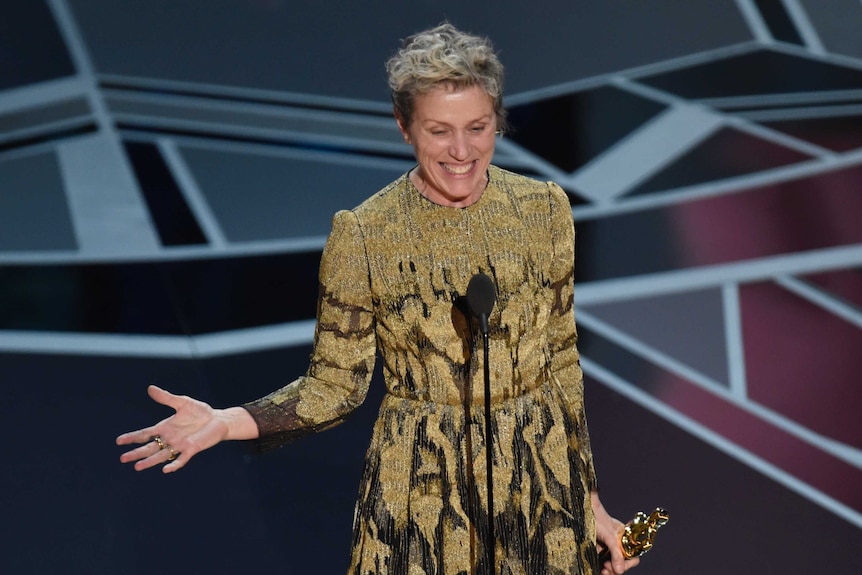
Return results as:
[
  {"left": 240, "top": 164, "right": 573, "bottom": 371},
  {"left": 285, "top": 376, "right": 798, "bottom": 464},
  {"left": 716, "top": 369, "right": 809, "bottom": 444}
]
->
[{"left": 466, "top": 273, "right": 496, "bottom": 317}]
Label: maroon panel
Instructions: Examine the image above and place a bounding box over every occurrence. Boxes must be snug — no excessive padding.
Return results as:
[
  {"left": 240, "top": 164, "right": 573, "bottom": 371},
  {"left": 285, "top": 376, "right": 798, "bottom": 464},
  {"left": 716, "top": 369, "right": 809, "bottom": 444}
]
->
[
  {"left": 587, "top": 379, "right": 862, "bottom": 575},
  {"left": 579, "top": 327, "right": 862, "bottom": 515},
  {"left": 739, "top": 280, "right": 862, "bottom": 447},
  {"left": 763, "top": 115, "right": 862, "bottom": 153},
  {"left": 669, "top": 162, "right": 862, "bottom": 266},
  {"left": 577, "top": 162, "right": 862, "bottom": 282},
  {"left": 802, "top": 268, "right": 862, "bottom": 310},
  {"left": 644, "top": 364, "right": 862, "bottom": 514}
]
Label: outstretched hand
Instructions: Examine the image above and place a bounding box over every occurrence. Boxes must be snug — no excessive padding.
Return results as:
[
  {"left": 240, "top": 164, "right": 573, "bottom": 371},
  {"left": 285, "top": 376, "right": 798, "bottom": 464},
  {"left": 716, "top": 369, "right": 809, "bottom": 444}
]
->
[
  {"left": 116, "top": 385, "right": 235, "bottom": 473},
  {"left": 592, "top": 493, "right": 641, "bottom": 575}
]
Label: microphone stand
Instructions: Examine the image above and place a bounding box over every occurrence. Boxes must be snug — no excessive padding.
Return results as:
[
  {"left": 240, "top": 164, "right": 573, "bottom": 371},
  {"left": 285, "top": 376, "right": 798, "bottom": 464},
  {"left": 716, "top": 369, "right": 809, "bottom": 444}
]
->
[
  {"left": 466, "top": 272, "right": 497, "bottom": 575},
  {"left": 480, "top": 319, "right": 494, "bottom": 575}
]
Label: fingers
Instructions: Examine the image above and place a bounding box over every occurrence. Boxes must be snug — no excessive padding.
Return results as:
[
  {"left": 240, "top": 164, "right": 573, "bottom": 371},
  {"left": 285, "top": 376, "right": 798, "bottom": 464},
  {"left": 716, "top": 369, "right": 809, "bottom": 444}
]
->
[
  {"left": 117, "top": 385, "right": 210, "bottom": 473},
  {"left": 600, "top": 556, "right": 620, "bottom": 575},
  {"left": 133, "top": 445, "right": 173, "bottom": 471},
  {"left": 116, "top": 386, "right": 179, "bottom": 446},
  {"left": 597, "top": 542, "right": 640, "bottom": 575},
  {"left": 161, "top": 449, "right": 190, "bottom": 473},
  {"left": 117, "top": 428, "right": 179, "bottom": 462},
  {"left": 116, "top": 426, "right": 157, "bottom": 446},
  {"left": 156, "top": 426, "right": 211, "bottom": 473},
  {"left": 124, "top": 435, "right": 186, "bottom": 472},
  {"left": 118, "top": 437, "right": 162, "bottom": 463},
  {"left": 147, "top": 384, "right": 186, "bottom": 410},
  {"left": 618, "top": 557, "right": 640, "bottom": 573},
  {"left": 612, "top": 551, "right": 639, "bottom": 574},
  {"left": 600, "top": 556, "right": 640, "bottom": 575}
]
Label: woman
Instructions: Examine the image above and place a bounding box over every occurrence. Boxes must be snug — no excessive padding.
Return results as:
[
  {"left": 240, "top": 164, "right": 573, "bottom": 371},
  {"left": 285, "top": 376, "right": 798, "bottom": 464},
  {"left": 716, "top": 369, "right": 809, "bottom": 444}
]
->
[{"left": 117, "top": 22, "right": 638, "bottom": 575}]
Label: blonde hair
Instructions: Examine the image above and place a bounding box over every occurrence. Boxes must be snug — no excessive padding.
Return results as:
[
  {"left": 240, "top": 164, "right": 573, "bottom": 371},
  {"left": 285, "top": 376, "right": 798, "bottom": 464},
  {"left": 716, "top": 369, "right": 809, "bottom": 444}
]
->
[{"left": 386, "top": 22, "right": 507, "bottom": 133}]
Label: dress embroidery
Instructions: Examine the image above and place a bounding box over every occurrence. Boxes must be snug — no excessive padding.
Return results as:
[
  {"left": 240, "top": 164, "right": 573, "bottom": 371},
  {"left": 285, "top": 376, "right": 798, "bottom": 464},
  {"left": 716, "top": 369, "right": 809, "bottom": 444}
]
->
[{"left": 244, "top": 165, "right": 599, "bottom": 574}]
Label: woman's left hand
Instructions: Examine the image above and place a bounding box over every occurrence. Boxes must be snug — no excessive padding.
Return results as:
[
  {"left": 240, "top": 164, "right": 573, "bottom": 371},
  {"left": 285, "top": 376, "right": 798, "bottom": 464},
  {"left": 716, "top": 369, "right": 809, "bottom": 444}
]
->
[{"left": 592, "top": 492, "right": 641, "bottom": 575}]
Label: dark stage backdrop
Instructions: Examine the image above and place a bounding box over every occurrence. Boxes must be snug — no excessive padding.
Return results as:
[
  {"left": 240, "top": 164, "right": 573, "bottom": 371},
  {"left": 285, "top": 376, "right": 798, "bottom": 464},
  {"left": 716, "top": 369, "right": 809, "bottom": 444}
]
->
[{"left": 2, "top": 1, "right": 861, "bottom": 573}]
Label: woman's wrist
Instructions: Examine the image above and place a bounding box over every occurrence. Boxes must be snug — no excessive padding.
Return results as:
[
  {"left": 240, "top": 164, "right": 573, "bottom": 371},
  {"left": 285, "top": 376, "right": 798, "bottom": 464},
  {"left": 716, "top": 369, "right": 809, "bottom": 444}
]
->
[{"left": 218, "top": 406, "right": 260, "bottom": 441}]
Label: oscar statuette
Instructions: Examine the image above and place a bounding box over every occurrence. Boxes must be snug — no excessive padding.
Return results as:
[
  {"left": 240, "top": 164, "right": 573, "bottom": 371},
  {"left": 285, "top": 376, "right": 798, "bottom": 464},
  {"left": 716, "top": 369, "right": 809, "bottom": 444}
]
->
[{"left": 597, "top": 508, "right": 669, "bottom": 566}]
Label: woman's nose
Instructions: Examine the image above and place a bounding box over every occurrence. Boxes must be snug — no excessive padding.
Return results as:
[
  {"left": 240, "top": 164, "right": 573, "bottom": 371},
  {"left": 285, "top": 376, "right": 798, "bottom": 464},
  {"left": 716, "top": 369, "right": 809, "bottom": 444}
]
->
[{"left": 448, "top": 132, "right": 470, "bottom": 160}]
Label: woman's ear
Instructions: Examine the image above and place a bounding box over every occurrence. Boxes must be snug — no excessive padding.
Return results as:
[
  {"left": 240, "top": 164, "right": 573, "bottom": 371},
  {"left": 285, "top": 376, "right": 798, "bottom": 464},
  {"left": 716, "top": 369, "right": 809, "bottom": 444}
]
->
[{"left": 394, "top": 109, "right": 411, "bottom": 144}]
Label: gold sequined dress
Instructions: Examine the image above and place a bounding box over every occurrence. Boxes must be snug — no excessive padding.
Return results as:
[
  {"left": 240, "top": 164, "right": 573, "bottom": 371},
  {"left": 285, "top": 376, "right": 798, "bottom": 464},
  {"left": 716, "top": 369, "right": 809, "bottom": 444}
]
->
[{"left": 244, "top": 165, "right": 599, "bottom": 575}]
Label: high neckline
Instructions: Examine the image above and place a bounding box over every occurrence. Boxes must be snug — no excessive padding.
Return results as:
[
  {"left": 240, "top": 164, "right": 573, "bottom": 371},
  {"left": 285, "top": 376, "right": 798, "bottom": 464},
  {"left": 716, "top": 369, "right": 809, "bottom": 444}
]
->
[{"left": 406, "top": 166, "right": 492, "bottom": 210}]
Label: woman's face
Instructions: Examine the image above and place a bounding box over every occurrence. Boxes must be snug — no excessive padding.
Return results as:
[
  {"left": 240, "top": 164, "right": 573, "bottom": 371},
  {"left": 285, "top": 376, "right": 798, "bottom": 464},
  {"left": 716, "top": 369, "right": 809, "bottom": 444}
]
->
[{"left": 397, "top": 85, "right": 497, "bottom": 207}]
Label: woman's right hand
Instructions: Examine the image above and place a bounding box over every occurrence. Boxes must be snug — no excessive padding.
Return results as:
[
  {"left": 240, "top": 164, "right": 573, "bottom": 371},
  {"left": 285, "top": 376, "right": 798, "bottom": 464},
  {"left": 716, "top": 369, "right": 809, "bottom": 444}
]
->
[{"left": 116, "top": 385, "right": 257, "bottom": 473}]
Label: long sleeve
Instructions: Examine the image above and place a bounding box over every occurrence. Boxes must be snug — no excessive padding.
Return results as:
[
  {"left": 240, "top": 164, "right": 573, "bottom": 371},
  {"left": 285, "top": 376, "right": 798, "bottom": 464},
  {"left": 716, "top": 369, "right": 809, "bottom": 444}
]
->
[
  {"left": 243, "top": 209, "right": 377, "bottom": 451},
  {"left": 545, "top": 182, "right": 598, "bottom": 491}
]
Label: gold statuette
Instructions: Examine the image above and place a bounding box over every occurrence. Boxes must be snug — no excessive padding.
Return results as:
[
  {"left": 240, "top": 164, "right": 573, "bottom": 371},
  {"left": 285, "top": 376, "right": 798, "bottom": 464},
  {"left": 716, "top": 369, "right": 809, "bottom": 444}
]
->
[{"left": 598, "top": 508, "right": 669, "bottom": 565}]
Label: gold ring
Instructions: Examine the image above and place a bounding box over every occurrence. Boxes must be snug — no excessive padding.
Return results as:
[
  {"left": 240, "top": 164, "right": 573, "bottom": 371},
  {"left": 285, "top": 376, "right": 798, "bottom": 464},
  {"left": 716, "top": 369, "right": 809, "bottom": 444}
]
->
[
  {"left": 152, "top": 435, "right": 166, "bottom": 450},
  {"left": 167, "top": 446, "right": 179, "bottom": 461}
]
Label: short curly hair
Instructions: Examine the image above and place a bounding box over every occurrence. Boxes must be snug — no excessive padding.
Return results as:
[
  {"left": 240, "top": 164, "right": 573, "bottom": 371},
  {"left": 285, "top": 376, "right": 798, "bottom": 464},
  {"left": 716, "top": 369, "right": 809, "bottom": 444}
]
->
[{"left": 386, "top": 22, "right": 507, "bottom": 133}]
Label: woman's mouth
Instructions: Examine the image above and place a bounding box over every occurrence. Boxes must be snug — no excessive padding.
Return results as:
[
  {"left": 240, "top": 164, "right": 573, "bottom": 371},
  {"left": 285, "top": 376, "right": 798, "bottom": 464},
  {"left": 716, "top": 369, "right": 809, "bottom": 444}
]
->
[{"left": 441, "top": 161, "right": 475, "bottom": 175}]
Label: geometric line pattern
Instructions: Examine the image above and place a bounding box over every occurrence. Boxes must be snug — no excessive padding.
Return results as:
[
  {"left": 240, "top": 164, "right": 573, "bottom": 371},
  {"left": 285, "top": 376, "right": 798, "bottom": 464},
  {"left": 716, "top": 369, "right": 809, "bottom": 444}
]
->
[{"left": 1, "top": 2, "right": 861, "bottom": 573}]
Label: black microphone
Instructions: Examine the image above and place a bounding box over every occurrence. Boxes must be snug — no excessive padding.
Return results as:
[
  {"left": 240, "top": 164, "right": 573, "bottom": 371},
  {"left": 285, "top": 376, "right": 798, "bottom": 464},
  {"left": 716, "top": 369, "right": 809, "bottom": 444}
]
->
[{"left": 466, "top": 273, "right": 496, "bottom": 335}]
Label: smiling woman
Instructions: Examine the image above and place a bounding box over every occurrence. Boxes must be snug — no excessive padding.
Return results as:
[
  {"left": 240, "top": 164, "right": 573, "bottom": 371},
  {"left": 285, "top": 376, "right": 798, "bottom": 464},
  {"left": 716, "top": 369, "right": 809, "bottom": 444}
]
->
[
  {"left": 397, "top": 85, "right": 498, "bottom": 207},
  {"left": 387, "top": 23, "right": 507, "bottom": 209},
  {"left": 117, "top": 22, "right": 637, "bottom": 575}
]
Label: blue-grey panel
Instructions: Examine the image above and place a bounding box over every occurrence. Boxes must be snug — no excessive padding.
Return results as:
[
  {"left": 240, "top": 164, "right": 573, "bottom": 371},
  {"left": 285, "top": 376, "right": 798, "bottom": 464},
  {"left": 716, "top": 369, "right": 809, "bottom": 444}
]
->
[
  {"left": 0, "top": 152, "right": 77, "bottom": 251},
  {"left": 581, "top": 287, "right": 730, "bottom": 386},
  {"left": 180, "top": 146, "right": 406, "bottom": 241},
  {"left": 0, "top": 98, "right": 90, "bottom": 134},
  {"left": 123, "top": 141, "right": 208, "bottom": 246},
  {"left": 640, "top": 49, "right": 862, "bottom": 98},
  {"left": 67, "top": 1, "right": 750, "bottom": 98},
  {"left": 0, "top": 351, "right": 293, "bottom": 574},
  {"left": 0, "top": 254, "right": 320, "bottom": 333},
  {"left": 752, "top": 0, "right": 804, "bottom": 45},
  {"left": 1, "top": 0, "right": 75, "bottom": 90},
  {"left": 508, "top": 86, "right": 668, "bottom": 174},
  {"left": 801, "top": 0, "right": 862, "bottom": 59},
  {"left": 626, "top": 127, "right": 812, "bottom": 197}
]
